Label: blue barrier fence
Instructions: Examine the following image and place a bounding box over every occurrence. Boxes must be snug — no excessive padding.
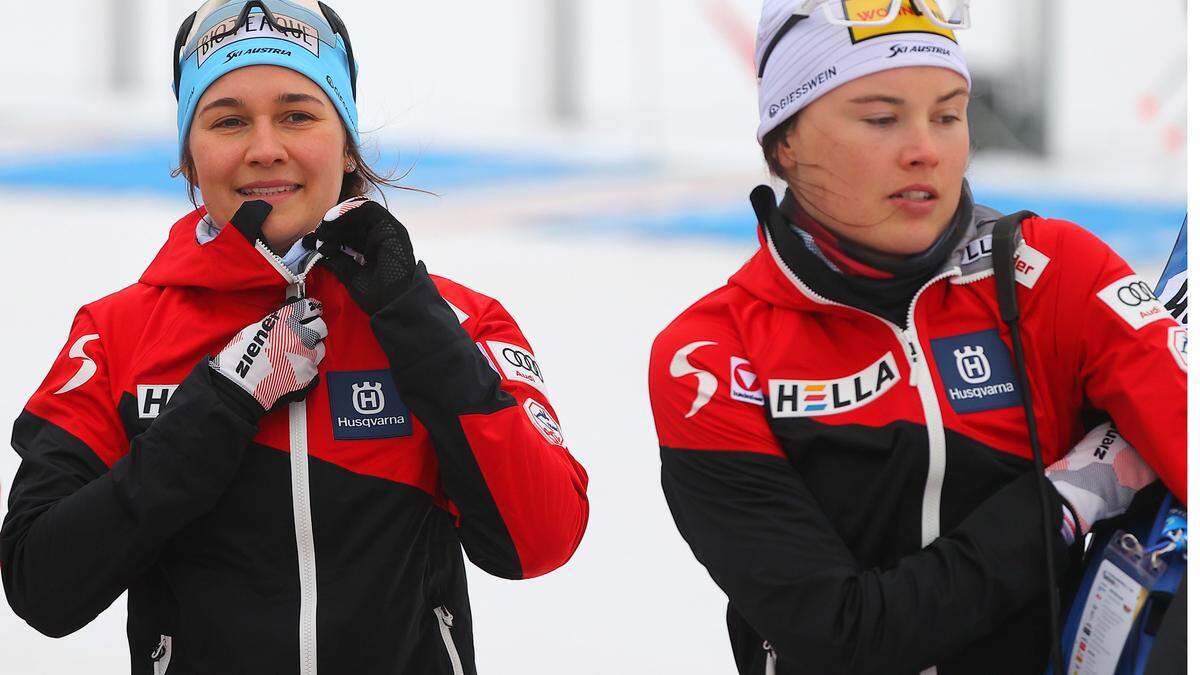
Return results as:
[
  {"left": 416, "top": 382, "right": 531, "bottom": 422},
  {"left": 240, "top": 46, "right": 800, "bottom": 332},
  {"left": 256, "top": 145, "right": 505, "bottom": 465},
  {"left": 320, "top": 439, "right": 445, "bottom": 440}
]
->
[{"left": 0, "top": 142, "right": 1183, "bottom": 263}]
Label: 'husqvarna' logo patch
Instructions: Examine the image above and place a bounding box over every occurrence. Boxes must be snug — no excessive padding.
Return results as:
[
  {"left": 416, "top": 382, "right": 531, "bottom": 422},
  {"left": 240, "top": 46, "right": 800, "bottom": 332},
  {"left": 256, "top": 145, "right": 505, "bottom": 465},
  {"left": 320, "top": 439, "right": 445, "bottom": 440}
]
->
[
  {"left": 328, "top": 370, "right": 412, "bottom": 440},
  {"left": 352, "top": 381, "right": 385, "bottom": 415},
  {"left": 953, "top": 346, "right": 991, "bottom": 384},
  {"left": 930, "top": 329, "right": 1020, "bottom": 414}
]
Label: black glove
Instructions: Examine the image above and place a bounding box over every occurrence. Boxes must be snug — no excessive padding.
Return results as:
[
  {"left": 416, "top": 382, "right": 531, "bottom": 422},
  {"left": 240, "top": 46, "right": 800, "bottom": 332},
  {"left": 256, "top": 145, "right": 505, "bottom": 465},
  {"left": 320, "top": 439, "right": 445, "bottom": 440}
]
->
[
  {"left": 308, "top": 198, "right": 416, "bottom": 315},
  {"left": 228, "top": 199, "right": 273, "bottom": 244}
]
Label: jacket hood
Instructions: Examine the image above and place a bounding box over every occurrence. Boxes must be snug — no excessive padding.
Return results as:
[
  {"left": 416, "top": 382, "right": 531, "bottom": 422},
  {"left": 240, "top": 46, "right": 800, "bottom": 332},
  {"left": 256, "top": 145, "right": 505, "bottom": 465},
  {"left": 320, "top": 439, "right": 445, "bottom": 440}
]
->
[
  {"left": 140, "top": 207, "right": 295, "bottom": 295},
  {"left": 729, "top": 228, "right": 815, "bottom": 312}
]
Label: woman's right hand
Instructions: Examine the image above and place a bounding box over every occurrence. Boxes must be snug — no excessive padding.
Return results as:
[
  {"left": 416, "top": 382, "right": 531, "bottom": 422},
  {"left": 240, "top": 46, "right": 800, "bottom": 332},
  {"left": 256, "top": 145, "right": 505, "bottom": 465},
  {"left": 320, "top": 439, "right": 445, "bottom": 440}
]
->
[{"left": 209, "top": 297, "right": 328, "bottom": 414}]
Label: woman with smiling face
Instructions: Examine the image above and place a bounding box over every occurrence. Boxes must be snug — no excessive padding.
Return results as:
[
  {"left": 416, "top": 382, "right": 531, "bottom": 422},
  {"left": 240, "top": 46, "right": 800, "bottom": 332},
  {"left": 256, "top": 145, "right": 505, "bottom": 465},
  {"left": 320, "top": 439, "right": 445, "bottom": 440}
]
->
[
  {"left": 185, "top": 66, "right": 352, "bottom": 254},
  {"left": 1, "top": 2, "right": 588, "bottom": 673},
  {"left": 648, "top": 1, "right": 1185, "bottom": 673}
]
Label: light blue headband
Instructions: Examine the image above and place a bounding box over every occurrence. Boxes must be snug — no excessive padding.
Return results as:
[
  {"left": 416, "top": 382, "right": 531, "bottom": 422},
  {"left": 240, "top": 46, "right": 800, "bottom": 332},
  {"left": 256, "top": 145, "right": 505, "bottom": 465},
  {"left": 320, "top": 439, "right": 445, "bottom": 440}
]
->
[{"left": 174, "top": 0, "right": 360, "bottom": 152}]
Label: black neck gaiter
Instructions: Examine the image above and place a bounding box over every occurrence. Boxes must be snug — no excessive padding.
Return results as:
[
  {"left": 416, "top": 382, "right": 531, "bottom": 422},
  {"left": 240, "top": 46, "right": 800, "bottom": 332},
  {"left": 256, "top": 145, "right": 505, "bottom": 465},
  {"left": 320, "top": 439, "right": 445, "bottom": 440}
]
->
[{"left": 767, "top": 182, "right": 975, "bottom": 328}]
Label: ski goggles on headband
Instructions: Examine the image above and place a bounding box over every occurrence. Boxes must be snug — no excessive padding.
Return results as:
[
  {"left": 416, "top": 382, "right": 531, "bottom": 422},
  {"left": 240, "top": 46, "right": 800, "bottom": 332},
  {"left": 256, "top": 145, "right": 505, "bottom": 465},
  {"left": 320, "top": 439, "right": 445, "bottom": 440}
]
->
[
  {"left": 172, "top": 0, "right": 357, "bottom": 99},
  {"left": 758, "top": 0, "right": 971, "bottom": 78}
]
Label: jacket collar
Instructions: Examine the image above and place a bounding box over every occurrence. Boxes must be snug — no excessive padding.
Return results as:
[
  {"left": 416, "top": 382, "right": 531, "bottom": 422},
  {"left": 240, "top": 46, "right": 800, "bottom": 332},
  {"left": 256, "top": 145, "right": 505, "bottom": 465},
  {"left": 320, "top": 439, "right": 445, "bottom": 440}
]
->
[
  {"left": 140, "top": 207, "right": 296, "bottom": 294},
  {"left": 730, "top": 183, "right": 1006, "bottom": 316}
]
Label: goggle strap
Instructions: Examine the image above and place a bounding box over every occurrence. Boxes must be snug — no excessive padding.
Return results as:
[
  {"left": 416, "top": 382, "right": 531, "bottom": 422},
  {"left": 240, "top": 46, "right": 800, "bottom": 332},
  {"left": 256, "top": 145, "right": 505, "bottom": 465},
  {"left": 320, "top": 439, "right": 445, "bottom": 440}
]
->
[
  {"left": 318, "top": 1, "right": 357, "bottom": 98},
  {"left": 758, "top": 13, "right": 808, "bottom": 80},
  {"left": 173, "top": 11, "right": 197, "bottom": 99}
]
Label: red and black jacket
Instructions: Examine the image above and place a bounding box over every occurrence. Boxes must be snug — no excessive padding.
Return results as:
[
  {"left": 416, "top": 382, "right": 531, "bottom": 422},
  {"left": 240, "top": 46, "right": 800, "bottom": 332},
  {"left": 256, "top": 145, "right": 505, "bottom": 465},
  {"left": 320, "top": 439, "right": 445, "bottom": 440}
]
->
[
  {"left": 649, "top": 190, "right": 1186, "bottom": 675},
  {"left": 2, "top": 207, "right": 589, "bottom": 674}
]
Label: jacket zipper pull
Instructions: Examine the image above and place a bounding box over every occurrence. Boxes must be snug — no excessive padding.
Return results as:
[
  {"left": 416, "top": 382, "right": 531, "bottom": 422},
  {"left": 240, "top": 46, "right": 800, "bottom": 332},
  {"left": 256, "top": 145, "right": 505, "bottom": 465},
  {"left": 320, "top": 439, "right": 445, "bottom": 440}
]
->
[
  {"left": 150, "top": 635, "right": 173, "bottom": 675},
  {"left": 763, "top": 641, "right": 777, "bottom": 675},
  {"left": 435, "top": 605, "right": 454, "bottom": 627},
  {"left": 287, "top": 248, "right": 326, "bottom": 301}
]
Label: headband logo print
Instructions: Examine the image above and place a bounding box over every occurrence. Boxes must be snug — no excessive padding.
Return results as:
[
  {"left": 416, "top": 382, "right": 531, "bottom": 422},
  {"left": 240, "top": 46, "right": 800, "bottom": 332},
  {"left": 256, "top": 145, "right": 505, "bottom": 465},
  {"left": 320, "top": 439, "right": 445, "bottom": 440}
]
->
[{"left": 196, "top": 11, "right": 320, "bottom": 66}]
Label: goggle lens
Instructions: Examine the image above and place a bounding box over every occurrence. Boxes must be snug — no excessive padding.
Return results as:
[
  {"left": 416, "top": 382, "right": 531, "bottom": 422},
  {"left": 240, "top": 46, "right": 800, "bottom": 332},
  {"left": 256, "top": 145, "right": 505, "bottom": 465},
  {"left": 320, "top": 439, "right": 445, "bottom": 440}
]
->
[
  {"left": 172, "top": 0, "right": 357, "bottom": 100},
  {"left": 803, "top": 0, "right": 970, "bottom": 29},
  {"left": 180, "top": 0, "right": 338, "bottom": 63}
]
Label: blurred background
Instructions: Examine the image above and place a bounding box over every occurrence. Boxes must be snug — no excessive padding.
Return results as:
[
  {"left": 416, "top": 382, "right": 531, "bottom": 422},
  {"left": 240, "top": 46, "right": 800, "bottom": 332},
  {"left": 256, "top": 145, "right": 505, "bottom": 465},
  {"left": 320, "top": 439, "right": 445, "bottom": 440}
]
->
[{"left": 0, "top": 1, "right": 1187, "bottom": 673}]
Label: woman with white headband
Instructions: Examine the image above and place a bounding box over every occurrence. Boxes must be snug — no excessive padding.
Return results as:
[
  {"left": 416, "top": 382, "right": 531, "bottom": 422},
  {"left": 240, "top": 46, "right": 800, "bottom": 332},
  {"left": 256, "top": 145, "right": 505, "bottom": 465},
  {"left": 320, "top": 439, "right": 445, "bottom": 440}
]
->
[
  {"left": 1, "top": 2, "right": 589, "bottom": 673},
  {"left": 649, "top": 1, "right": 1185, "bottom": 673}
]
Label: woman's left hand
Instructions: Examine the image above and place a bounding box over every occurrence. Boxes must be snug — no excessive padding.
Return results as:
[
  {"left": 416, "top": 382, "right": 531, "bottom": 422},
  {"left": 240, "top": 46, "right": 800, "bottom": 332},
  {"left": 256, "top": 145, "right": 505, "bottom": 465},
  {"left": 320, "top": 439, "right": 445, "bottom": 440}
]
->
[
  {"left": 1046, "top": 422, "right": 1159, "bottom": 536},
  {"left": 310, "top": 197, "right": 416, "bottom": 315}
]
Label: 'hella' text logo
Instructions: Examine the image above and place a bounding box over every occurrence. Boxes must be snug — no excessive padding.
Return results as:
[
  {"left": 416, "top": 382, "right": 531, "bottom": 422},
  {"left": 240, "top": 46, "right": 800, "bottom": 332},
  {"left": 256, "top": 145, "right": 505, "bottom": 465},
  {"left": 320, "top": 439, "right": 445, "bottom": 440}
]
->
[
  {"left": 352, "top": 381, "right": 385, "bottom": 415},
  {"left": 769, "top": 353, "right": 899, "bottom": 418},
  {"left": 953, "top": 346, "right": 991, "bottom": 384},
  {"left": 137, "top": 384, "right": 180, "bottom": 419}
]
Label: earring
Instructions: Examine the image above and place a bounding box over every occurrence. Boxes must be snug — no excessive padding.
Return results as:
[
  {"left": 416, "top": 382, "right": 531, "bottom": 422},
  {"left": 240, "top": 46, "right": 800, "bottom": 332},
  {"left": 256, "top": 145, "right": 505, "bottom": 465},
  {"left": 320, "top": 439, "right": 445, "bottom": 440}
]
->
[{"left": 345, "top": 160, "right": 356, "bottom": 173}]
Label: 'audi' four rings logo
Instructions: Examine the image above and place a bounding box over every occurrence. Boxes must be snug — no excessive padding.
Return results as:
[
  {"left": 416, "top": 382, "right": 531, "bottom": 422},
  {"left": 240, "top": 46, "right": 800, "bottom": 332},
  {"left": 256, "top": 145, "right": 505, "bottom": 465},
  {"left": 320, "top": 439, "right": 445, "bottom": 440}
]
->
[
  {"left": 1116, "top": 281, "right": 1156, "bottom": 307},
  {"left": 502, "top": 348, "right": 542, "bottom": 380}
]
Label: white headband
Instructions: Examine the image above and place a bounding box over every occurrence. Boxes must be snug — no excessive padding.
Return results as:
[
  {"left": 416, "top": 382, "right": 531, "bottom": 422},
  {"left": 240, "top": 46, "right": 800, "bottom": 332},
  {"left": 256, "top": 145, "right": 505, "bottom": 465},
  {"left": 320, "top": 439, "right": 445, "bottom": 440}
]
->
[{"left": 755, "top": 0, "right": 971, "bottom": 143}]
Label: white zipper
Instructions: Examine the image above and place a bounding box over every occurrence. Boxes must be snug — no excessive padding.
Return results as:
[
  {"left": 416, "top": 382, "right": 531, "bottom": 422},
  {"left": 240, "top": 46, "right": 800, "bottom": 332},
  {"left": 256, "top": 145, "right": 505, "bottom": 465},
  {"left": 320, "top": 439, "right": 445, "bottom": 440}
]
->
[
  {"left": 766, "top": 229, "right": 954, "bottom": 536},
  {"left": 763, "top": 641, "right": 777, "bottom": 675},
  {"left": 287, "top": 271, "right": 320, "bottom": 675},
  {"left": 291, "top": 398, "right": 319, "bottom": 675},
  {"left": 434, "top": 606, "right": 466, "bottom": 675},
  {"left": 151, "top": 635, "right": 173, "bottom": 675},
  {"left": 896, "top": 272, "right": 954, "bottom": 549},
  {"left": 766, "top": 232, "right": 951, "bottom": 675},
  {"left": 900, "top": 323, "right": 945, "bottom": 548},
  {"left": 255, "top": 239, "right": 325, "bottom": 675},
  {"left": 258, "top": 242, "right": 325, "bottom": 294}
]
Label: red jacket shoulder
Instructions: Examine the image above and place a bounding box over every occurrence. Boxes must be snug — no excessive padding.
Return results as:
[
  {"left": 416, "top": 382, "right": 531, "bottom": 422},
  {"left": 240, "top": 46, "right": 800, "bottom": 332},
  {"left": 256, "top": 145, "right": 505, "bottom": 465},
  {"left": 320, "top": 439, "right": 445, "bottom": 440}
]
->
[
  {"left": 83, "top": 282, "right": 164, "bottom": 325},
  {"left": 656, "top": 283, "right": 751, "bottom": 349},
  {"left": 429, "top": 273, "right": 503, "bottom": 327},
  {"left": 1021, "top": 216, "right": 1117, "bottom": 267},
  {"left": 78, "top": 283, "right": 166, "bottom": 357},
  {"left": 649, "top": 281, "right": 780, "bottom": 456}
]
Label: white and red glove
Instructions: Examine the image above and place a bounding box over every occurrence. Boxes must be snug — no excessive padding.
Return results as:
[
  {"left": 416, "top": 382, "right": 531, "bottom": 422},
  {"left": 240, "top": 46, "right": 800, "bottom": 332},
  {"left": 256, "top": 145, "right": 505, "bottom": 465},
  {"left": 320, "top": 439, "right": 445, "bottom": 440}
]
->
[
  {"left": 1047, "top": 422, "right": 1159, "bottom": 542},
  {"left": 210, "top": 298, "right": 328, "bottom": 412}
]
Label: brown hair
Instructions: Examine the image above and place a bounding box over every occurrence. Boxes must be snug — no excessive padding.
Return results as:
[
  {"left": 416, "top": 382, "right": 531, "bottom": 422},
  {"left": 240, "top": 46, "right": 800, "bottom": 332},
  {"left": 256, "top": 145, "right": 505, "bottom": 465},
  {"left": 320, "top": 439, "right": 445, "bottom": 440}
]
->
[
  {"left": 761, "top": 111, "right": 802, "bottom": 179},
  {"left": 172, "top": 128, "right": 410, "bottom": 208}
]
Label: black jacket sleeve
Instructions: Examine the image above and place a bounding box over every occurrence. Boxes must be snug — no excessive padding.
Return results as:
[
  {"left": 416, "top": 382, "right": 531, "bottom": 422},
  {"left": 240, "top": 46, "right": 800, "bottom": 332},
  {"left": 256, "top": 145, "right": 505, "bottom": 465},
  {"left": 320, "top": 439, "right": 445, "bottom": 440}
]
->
[
  {"left": 1, "top": 361, "right": 259, "bottom": 637},
  {"left": 364, "top": 263, "right": 588, "bottom": 580},
  {"left": 661, "top": 446, "right": 1071, "bottom": 675}
]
